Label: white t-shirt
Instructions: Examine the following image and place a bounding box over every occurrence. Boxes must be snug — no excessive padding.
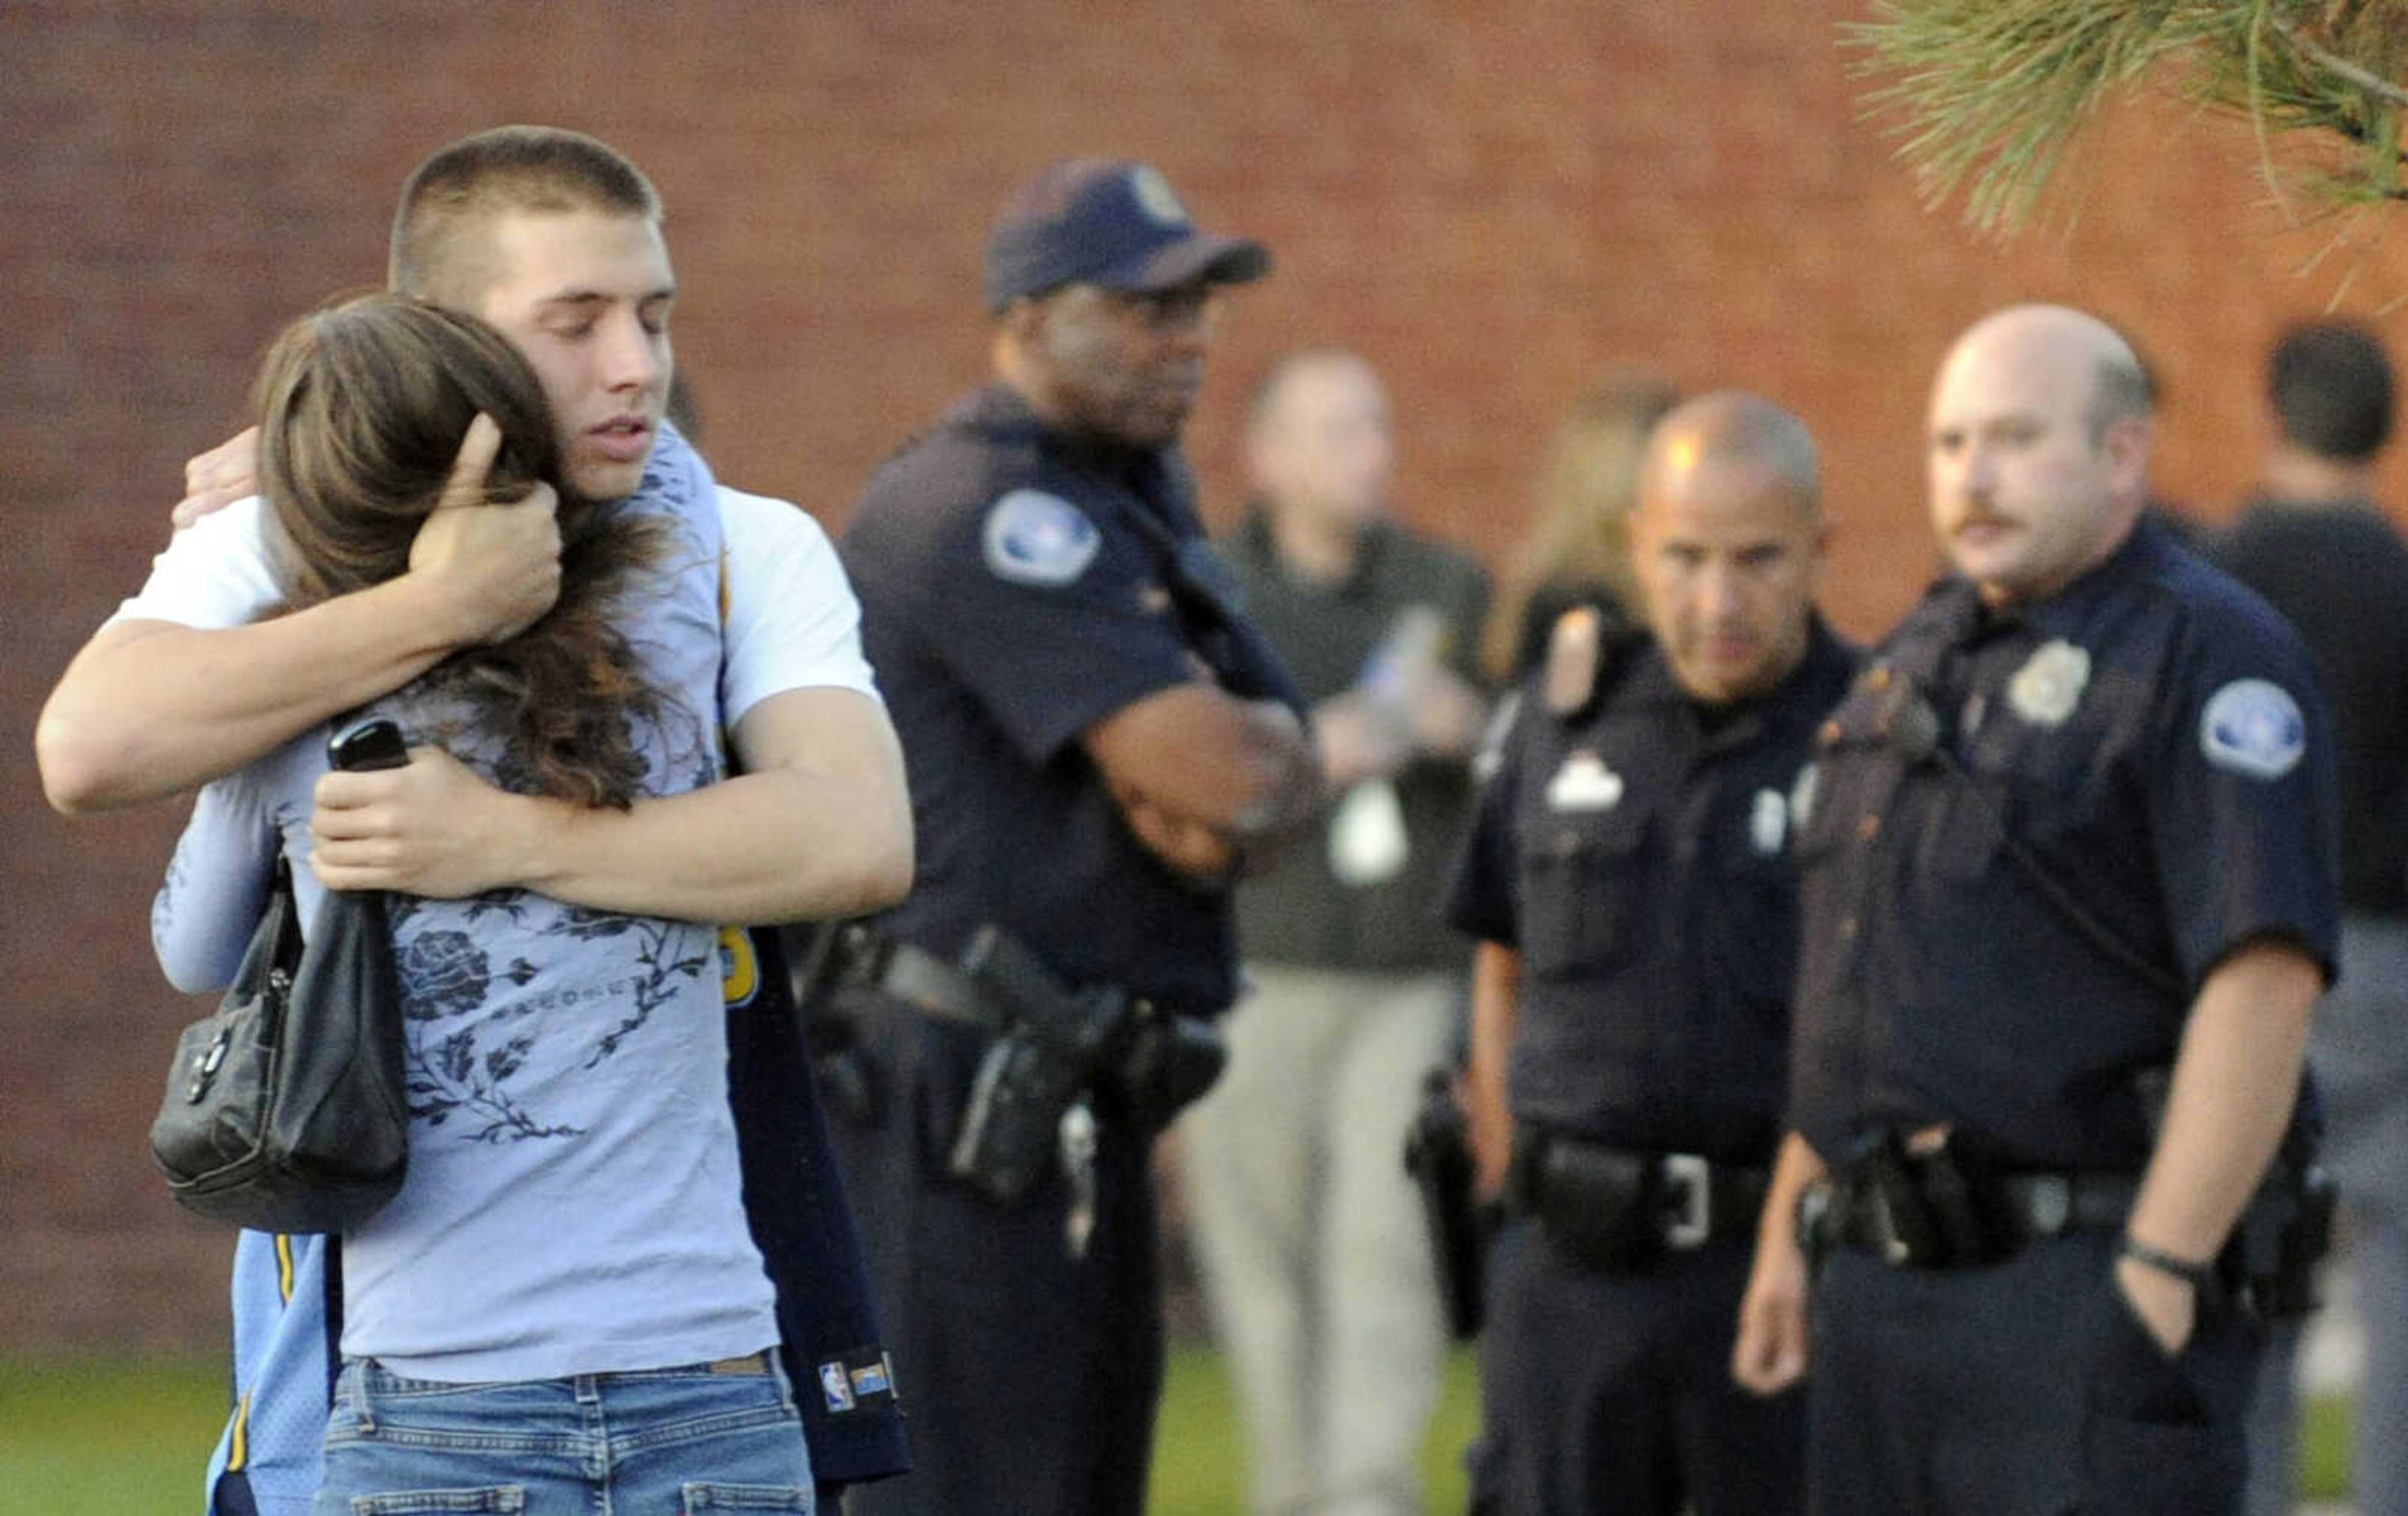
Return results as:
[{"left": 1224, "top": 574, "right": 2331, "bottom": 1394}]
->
[{"left": 109, "top": 484, "right": 879, "bottom": 723}]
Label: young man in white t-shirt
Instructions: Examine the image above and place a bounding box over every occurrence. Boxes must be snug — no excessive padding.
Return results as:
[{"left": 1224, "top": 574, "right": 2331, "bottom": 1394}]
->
[{"left": 38, "top": 126, "right": 911, "bottom": 1515}]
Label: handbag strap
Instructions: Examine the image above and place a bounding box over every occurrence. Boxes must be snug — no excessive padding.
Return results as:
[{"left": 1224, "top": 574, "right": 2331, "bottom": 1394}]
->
[{"left": 262, "top": 853, "right": 304, "bottom": 980}]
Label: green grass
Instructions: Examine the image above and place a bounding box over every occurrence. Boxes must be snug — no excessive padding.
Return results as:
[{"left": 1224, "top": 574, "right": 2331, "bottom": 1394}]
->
[
  {"left": 1146, "top": 1342, "right": 1481, "bottom": 1515},
  {"left": 0, "top": 1350, "right": 2353, "bottom": 1513},
  {"left": 2300, "top": 1394, "right": 2351, "bottom": 1505},
  {"left": 0, "top": 1357, "right": 229, "bottom": 1513},
  {"left": 1158, "top": 1347, "right": 2349, "bottom": 1510}
]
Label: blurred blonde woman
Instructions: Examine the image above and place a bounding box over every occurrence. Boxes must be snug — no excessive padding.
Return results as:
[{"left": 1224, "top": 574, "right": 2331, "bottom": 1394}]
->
[{"left": 1480, "top": 371, "right": 1679, "bottom": 682}]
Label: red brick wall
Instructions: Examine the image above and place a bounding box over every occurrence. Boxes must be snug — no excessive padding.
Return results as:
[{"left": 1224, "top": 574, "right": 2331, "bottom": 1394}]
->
[{"left": 9, "top": 2, "right": 2405, "bottom": 1354}]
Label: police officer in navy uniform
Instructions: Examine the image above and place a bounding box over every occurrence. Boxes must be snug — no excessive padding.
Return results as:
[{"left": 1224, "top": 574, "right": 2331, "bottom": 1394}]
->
[
  {"left": 823, "top": 158, "right": 1323, "bottom": 1515},
  {"left": 1445, "top": 393, "right": 1851, "bottom": 1514},
  {"left": 1780, "top": 304, "right": 2340, "bottom": 1515}
]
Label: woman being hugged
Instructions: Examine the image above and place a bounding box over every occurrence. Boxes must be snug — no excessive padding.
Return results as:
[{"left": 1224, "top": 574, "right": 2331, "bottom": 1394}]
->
[{"left": 156, "top": 291, "right": 818, "bottom": 1513}]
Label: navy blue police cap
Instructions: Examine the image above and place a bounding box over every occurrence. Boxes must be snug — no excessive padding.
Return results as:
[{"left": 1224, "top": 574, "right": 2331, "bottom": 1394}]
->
[{"left": 984, "top": 157, "right": 1272, "bottom": 312}]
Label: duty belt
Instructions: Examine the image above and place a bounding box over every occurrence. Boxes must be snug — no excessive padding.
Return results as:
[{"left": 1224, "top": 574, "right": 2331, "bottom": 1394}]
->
[
  {"left": 1804, "top": 1153, "right": 2138, "bottom": 1270},
  {"left": 1508, "top": 1128, "right": 1770, "bottom": 1267},
  {"left": 808, "top": 923, "right": 1007, "bottom": 1031},
  {"left": 803, "top": 920, "right": 1225, "bottom": 1131},
  {"left": 808, "top": 922, "right": 1207, "bottom": 1032}
]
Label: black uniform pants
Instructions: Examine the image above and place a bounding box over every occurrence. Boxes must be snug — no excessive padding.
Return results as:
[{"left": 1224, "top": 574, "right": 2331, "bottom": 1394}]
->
[
  {"left": 1808, "top": 1232, "right": 2261, "bottom": 1516},
  {"left": 826, "top": 992, "right": 1164, "bottom": 1516},
  {"left": 1471, "top": 1219, "right": 1805, "bottom": 1516}
]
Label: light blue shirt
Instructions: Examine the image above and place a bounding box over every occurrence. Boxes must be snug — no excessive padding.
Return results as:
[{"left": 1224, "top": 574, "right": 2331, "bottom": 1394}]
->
[{"left": 156, "top": 433, "right": 777, "bottom": 1386}]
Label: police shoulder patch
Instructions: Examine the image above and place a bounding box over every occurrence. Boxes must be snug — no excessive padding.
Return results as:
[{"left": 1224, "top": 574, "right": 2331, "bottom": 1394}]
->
[
  {"left": 982, "top": 489, "right": 1100, "bottom": 587},
  {"left": 2199, "top": 678, "right": 2306, "bottom": 780}
]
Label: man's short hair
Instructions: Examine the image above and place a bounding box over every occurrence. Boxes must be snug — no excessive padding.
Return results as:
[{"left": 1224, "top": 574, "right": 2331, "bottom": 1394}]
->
[
  {"left": 2082, "top": 348, "right": 2152, "bottom": 446},
  {"left": 2270, "top": 320, "right": 2395, "bottom": 462},
  {"left": 1648, "top": 390, "right": 1822, "bottom": 508},
  {"left": 389, "top": 125, "right": 662, "bottom": 305}
]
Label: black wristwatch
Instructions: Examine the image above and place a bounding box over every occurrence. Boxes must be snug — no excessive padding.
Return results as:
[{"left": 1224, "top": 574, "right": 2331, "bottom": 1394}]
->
[{"left": 2120, "top": 1235, "right": 2217, "bottom": 1290}]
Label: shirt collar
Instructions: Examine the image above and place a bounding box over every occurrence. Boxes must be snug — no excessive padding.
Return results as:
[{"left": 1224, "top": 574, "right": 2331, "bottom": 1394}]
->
[
  {"left": 1942, "top": 515, "right": 2170, "bottom": 645},
  {"left": 1621, "top": 615, "right": 1853, "bottom": 731},
  {"left": 958, "top": 381, "right": 1158, "bottom": 474}
]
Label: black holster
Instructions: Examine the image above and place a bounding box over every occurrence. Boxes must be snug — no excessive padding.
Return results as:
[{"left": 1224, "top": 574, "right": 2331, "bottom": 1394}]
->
[
  {"left": 944, "top": 926, "right": 1226, "bottom": 1202},
  {"left": 796, "top": 920, "right": 1227, "bottom": 1203},
  {"left": 2138, "top": 1067, "right": 2335, "bottom": 1320},
  {"left": 946, "top": 927, "right": 1128, "bottom": 1203},
  {"left": 1510, "top": 1135, "right": 1662, "bottom": 1273},
  {"left": 2219, "top": 1118, "right": 2335, "bottom": 1320},
  {"left": 1115, "top": 999, "right": 1227, "bottom": 1132},
  {"left": 1402, "top": 1068, "right": 1489, "bottom": 1338},
  {"left": 1824, "top": 1131, "right": 2028, "bottom": 1268}
]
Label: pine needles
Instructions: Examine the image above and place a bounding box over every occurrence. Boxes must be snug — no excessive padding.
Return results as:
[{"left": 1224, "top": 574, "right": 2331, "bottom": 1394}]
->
[{"left": 1850, "top": 1, "right": 2408, "bottom": 233}]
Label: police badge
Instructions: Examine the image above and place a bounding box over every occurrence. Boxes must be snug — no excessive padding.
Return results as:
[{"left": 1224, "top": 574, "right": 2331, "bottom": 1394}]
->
[{"left": 2006, "top": 640, "right": 2089, "bottom": 728}]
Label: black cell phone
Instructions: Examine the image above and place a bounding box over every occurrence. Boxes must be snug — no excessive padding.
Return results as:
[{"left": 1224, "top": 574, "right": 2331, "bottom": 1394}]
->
[{"left": 328, "top": 716, "right": 410, "bottom": 773}]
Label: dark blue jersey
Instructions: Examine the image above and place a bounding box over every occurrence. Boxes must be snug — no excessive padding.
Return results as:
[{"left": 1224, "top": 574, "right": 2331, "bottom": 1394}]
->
[
  {"left": 840, "top": 384, "right": 1301, "bottom": 1013},
  {"left": 1445, "top": 620, "right": 1856, "bottom": 1161},
  {"left": 1790, "top": 519, "right": 2342, "bottom": 1170}
]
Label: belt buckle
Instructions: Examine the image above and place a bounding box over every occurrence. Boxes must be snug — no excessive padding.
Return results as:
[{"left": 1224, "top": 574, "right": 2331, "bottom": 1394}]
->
[
  {"left": 2022, "top": 1174, "right": 2073, "bottom": 1237},
  {"left": 1661, "top": 1152, "right": 1712, "bottom": 1249}
]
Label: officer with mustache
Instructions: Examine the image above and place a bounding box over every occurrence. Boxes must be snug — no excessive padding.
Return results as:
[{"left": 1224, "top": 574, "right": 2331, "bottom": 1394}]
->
[{"left": 1782, "top": 304, "right": 2340, "bottom": 1514}]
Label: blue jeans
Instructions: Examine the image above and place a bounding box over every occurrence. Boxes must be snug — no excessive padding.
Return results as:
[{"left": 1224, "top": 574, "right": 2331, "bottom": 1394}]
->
[{"left": 313, "top": 1355, "right": 814, "bottom": 1514}]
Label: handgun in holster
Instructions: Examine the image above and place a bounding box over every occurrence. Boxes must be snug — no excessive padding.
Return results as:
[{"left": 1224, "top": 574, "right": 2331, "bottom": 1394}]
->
[
  {"left": 946, "top": 926, "right": 1131, "bottom": 1204},
  {"left": 1116, "top": 997, "right": 1228, "bottom": 1133},
  {"left": 1853, "top": 1132, "right": 1945, "bottom": 1266},
  {"left": 2137, "top": 1067, "right": 2335, "bottom": 1320},
  {"left": 1402, "top": 1066, "right": 1489, "bottom": 1338},
  {"left": 942, "top": 925, "right": 1230, "bottom": 1204},
  {"left": 1913, "top": 1132, "right": 2027, "bottom": 1263},
  {"left": 2222, "top": 1081, "right": 2335, "bottom": 1320},
  {"left": 1848, "top": 1130, "right": 2023, "bottom": 1268}
]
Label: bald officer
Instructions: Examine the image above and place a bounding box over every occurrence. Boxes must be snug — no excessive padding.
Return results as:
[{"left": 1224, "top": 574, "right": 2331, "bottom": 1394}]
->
[
  {"left": 1447, "top": 392, "right": 1852, "bottom": 1513},
  {"left": 1782, "top": 305, "right": 2340, "bottom": 1514}
]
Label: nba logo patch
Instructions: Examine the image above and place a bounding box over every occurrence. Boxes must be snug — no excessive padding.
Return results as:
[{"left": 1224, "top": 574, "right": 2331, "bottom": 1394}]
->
[{"left": 818, "top": 1359, "right": 857, "bottom": 1413}]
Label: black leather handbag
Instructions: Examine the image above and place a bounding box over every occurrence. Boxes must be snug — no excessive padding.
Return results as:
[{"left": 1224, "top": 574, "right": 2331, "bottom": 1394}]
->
[{"left": 148, "top": 719, "right": 410, "bottom": 1232}]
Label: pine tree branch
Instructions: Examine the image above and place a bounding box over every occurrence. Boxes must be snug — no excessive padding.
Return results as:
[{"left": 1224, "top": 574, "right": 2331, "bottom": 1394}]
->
[
  {"left": 2266, "top": 9, "right": 2408, "bottom": 107},
  {"left": 1852, "top": 0, "right": 2408, "bottom": 233}
]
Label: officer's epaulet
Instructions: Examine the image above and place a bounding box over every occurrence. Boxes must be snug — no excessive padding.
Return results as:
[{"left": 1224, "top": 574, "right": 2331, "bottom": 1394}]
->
[{"left": 1541, "top": 603, "right": 1637, "bottom": 723}]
